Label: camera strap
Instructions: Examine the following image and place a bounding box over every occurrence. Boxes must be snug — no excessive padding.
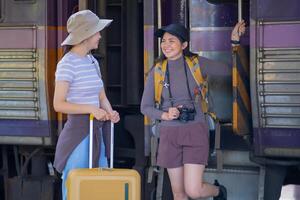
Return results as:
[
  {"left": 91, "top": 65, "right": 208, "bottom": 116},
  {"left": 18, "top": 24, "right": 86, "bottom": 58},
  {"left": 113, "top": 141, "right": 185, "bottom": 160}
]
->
[{"left": 166, "top": 60, "right": 196, "bottom": 111}]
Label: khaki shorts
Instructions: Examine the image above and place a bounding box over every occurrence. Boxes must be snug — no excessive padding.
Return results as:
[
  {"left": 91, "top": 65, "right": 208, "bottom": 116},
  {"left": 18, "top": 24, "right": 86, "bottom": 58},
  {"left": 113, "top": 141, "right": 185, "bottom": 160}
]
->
[{"left": 157, "top": 122, "right": 209, "bottom": 168}]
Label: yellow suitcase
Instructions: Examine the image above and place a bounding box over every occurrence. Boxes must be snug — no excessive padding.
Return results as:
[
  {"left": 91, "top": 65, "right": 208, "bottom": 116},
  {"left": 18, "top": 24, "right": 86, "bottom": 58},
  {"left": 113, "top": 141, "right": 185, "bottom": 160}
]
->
[{"left": 66, "top": 116, "right": 141, "bottom": 200}]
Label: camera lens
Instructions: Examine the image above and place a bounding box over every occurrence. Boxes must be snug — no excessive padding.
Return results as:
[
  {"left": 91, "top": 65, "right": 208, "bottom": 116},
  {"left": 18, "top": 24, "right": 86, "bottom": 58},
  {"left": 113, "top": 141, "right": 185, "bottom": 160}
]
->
[
  {"left": 177, "top": 107, "right": 195, "bottom": 123},
  {"left": 178, "top": 107, "right": 189, "bottom": 123}
]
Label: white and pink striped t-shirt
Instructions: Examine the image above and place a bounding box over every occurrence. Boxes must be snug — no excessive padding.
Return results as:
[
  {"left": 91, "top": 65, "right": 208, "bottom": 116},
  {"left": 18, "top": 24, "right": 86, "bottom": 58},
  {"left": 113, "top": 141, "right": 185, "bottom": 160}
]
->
[{"left": 55, "top": 52, "right": 104, "bottom": 107}]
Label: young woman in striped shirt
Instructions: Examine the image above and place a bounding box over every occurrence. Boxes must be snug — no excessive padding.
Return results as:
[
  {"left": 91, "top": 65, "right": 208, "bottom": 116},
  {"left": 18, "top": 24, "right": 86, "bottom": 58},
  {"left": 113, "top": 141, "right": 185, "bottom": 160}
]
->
[{"left": 53, "top": 10, "right": 120, "bottom": 200}]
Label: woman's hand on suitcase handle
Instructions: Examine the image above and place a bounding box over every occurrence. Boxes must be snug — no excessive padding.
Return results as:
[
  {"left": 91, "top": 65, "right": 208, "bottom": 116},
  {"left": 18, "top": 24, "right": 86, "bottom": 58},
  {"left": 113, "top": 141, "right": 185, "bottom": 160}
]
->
[
  {"left": 91, "top": 108, "right": 109, "bottom": 121},
  {"left": 109, "top": 110, "right": 120, "bottom": 123}
]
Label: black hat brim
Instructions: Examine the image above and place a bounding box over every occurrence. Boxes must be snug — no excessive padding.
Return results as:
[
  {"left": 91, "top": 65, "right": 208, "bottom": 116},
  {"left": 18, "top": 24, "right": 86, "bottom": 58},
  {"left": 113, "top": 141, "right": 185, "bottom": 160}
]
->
[
  {"left": 155, "top": 29, "right": 166, "bottom": 38},
  {"left": 155, "top": 27, "right": 187, "bottom": 42}
]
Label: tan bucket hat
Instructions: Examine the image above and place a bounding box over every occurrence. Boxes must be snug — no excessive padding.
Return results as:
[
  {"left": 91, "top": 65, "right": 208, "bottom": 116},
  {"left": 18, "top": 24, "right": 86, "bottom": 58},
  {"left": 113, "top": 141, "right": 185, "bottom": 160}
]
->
[{"left": 61, "top": 10, "right": 113, "bottom": 46}]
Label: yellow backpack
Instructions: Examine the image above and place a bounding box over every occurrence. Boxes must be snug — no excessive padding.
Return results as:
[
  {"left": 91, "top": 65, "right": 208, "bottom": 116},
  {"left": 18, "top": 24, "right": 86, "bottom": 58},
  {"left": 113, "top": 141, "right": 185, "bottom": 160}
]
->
[{"left": 154, "top": 55, "right": 216, "bottom": 120}]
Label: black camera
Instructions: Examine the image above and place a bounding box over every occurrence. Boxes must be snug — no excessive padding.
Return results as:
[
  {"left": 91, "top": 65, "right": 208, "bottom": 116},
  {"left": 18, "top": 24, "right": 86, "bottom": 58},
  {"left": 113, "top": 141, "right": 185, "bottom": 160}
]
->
[{"left": 177, "top": 107, "right": 196, "bottom": 123}]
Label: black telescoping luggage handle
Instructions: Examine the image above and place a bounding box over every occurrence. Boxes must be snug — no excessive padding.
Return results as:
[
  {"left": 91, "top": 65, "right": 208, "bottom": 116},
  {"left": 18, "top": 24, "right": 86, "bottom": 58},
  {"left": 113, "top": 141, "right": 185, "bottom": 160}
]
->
[{"left": 89, "top": 114, "right": 114, "bottom": 169}]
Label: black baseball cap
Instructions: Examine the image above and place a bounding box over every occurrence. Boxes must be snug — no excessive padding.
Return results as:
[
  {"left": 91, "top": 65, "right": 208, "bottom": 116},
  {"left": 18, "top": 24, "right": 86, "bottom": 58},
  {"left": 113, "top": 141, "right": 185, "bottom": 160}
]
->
[{"left": 155, "top": 23, "right": 189, "bottom": 42}]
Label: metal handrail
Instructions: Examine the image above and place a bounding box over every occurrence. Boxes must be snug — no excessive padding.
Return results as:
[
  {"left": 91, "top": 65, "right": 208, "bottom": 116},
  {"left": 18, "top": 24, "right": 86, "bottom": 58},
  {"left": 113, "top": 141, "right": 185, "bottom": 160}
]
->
[
  {"left": 0, "top": 58, "right": 36, "bottom": 62},
  {"left": 259, "top": 69, "right": 300, "bottom": 74},
  {"left": 0, "top": 78, "right": 36, "bottom": 81},
  {"left": 259, "top": 58, "right": 300, "bottom": 62},
  {"left": 0, "top": 68, "right": 36, "bottom": 72},
  {"left": 259, "top": 47, "right": 300, "bottom": 52},
  {"left": 258, "top": 20, "right": 300, "bottom": 25},
  {"left": 265, "top": 124, "right": 300, "bottom": 128},
  {"left": 190, "top": 27, "right": 233, "bottom": 31},
  {"left": 0, "top": 49, "right": 36, "bottom": 52},
  {"left": 261, "top": 103, "right": 300, "bottom": 107},
  {"left": 0, "top": 25, "right": 36, "bottom": 29},
  {"left": 0, "top": 116, "right": 38, "bottom": 120},
  {"left": 0, "top": 97, "right": 37, "bottom": 101},
  {"left": 259, "top": 80, "right": 300, "bottom": 85},
  {"left": 0, "top": 87, "right": 37, "bottom": 91},
  {"left": 0, "top": 106, "right": 38, "bottom": 111},
  {"left": 262, "top": 113, "right": 300, "bottom": 118},
  {"left": 260, "top": 91, "right": 300, "bottom": 96}
]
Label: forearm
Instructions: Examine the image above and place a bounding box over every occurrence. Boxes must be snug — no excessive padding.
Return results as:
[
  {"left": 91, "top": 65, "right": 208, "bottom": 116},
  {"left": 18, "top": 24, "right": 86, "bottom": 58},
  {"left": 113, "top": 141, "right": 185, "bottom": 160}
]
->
[
  {"left": 99, "top": 88, "right": 113, "bottom": 113},
  {"left": 141, "top": 105, "right": 164, "bottom": 120},
  {"left": 53, "top": 101, "right": 94, "bottom": 114},
  {"left": 140, "top": 68, "right": 165, "bottom": 120},
  {"left": 98, "top": 90, "right": 121, "bottom": 122},
  {"left": 100, "top": 97, "right": 113, "bottom": 113}
]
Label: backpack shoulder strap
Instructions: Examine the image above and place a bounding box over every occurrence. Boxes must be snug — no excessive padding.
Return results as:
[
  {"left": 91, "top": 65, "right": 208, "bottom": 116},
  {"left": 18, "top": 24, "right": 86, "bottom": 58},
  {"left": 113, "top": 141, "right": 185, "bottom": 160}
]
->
[
  {"left": 185, "top": 55, "right": 204, "bottom": 86},
  {"left": 185, "top": 56, "right": 211, "bottom": 114},
  {"left": 154, "top": 59, "right": 167, "bottom": 106}
]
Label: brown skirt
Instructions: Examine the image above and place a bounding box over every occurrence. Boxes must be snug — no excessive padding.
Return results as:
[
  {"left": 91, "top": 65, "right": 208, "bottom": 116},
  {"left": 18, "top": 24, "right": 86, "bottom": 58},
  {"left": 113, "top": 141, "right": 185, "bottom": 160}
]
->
[{"left": 157, "top": 122, "right": 209, "bottom": 168}]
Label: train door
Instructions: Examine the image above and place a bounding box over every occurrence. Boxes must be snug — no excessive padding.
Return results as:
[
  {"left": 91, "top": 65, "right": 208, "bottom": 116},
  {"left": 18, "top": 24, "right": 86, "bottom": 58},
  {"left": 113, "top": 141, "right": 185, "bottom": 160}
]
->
[
  {"left": 83, "top": 0, "right": 145, "bottom": 183},
  {"left": 85, "top": 0, "right": 148, "bottom": 199}
]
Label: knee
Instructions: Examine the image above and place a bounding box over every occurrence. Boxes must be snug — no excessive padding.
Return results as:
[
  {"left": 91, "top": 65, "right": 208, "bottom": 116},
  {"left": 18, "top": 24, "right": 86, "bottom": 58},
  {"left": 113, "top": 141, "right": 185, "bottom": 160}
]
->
[
  {"left": 185, "top": 186, "right": 205, "bottom": 199},
  {"left": 173, "top": 192, "right": 188, "bottom": 200}
]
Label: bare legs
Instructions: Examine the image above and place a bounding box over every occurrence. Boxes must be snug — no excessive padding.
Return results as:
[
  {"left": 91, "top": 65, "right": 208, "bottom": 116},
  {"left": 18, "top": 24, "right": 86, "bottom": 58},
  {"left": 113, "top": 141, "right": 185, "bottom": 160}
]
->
[
  {"left": 167, "top": 167, "right": 189, "bottom": 200},
  {"left": 184, "top": 164, "right": 219, "bottom": 198},
  {"left": 167, "top": 164, "right": 219, "bottom": 200}
]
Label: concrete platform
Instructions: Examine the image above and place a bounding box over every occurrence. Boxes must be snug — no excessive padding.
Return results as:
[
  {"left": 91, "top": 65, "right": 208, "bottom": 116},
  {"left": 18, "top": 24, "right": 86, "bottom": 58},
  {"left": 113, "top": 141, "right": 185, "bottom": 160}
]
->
[
  {"left": 280, "top": 185, "right": 300, "bottom": 200},
  {"left": 200, "top": 167, "right": 262, "bottom": 200}
]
